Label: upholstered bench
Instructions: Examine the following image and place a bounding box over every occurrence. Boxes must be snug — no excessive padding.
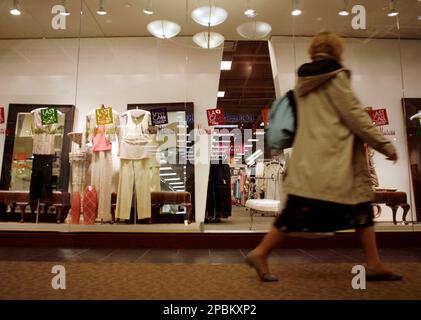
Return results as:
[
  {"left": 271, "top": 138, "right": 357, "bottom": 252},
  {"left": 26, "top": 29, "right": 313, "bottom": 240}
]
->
[
  {"left": 111, "top": 191, "right": 192, "bottom": 223},
  {"left": 0, "top": 190, "right": 71, "bottom": 223},
  {"left": 245, "top": 199, "right": 281, "bottom": 230},
  {"left": 373, "top": 191, "right": 410, "bottom": 225}
]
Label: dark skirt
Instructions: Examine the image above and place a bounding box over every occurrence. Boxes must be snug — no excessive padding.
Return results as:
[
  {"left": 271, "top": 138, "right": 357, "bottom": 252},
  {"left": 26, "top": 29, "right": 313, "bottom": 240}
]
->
[{"left": 274, "top": 195, "right": 374, "bottom": 233}]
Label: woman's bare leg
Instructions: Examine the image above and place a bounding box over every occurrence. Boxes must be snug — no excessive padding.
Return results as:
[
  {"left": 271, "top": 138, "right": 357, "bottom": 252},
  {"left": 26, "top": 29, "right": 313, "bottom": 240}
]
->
[
  {"left": 247, "top": 227, "right": 286, "bottom": 275},
  {"left": 356, "top": 226, "right": 395, "bottom": 273}
]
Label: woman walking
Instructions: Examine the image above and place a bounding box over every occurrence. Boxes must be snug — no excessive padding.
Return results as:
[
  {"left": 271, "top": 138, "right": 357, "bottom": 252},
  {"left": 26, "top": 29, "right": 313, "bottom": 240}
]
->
[{"left": 246, "top": 32, "right": 402, "bottom": 282}]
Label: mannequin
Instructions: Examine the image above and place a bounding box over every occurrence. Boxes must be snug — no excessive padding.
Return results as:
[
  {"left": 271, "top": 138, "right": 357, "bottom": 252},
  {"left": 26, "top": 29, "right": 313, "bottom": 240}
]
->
[
  {"left": 85, "top": 105, "right": 119, "bottom": 223},
  {"left": 115, "top": 109, "right": 160, "bottom": 222},
  {"left": 29, "top": 107, "right": 64, "bottom": 201}
]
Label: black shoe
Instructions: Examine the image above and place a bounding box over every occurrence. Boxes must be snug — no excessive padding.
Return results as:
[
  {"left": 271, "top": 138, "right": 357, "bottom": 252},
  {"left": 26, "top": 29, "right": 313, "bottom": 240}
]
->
[{"left": 366, "top": 269, "right": 403, "bottom": 281}]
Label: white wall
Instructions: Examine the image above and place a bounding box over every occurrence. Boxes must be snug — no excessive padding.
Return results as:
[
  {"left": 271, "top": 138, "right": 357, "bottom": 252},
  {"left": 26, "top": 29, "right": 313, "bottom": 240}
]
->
[
  {"left": 0, "top": 37, "right": 222, "bottom": 223},
  {"left": 269, "top": 36, "right": 421, "bottom": 222}
]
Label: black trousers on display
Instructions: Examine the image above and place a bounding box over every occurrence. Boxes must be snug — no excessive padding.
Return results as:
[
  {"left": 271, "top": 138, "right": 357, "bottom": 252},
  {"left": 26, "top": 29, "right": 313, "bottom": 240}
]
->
[
  {"left": 30, "top": 154, "right": 53, "bottom": 200},
  {"left": 205, "top": 164, "right": 232, "bottom": 222}
]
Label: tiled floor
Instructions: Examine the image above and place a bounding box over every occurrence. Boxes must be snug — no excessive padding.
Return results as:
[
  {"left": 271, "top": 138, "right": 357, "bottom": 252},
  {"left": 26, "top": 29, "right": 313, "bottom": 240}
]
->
[{"left": 0, "top": 247, "right": 420, "bottom": 264}]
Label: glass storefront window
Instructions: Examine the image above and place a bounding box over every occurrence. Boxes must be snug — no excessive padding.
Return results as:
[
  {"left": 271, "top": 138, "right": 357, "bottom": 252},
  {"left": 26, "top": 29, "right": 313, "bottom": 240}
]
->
[{"left": 0, "top": 0, "right": 419, "bottom": 234}]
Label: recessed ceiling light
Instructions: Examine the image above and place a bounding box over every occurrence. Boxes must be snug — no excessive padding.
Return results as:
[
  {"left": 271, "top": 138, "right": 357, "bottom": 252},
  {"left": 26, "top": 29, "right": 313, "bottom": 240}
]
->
[
  {"left": 143, "top": 8, "right": 154, "bottom": 15},
  {"left": 339, "top": 10, "right": 349, "bottom": 16},
  {"left": 217, "top": 91, "right": 225, "bottom": 98},
  {"left": 123, "top": 3, "right": 132, "bottom": 8},
  {"left": 220, "top": 61, "right": 232, "bottom": 70},
  {"left": 418, "top": 15, "right": 421, "bottom": 21}
]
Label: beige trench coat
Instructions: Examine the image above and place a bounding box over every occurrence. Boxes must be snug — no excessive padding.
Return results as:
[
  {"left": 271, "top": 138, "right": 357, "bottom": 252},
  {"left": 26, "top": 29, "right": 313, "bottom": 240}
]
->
[{"left": 283, "top": 69, "right": 396, "bottom": 205}]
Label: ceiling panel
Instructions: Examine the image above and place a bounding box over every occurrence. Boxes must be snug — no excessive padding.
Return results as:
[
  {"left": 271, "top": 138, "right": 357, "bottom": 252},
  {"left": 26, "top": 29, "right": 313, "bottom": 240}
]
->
[{"left": 0, "top": 0, "right": 420, "bottom": 39}]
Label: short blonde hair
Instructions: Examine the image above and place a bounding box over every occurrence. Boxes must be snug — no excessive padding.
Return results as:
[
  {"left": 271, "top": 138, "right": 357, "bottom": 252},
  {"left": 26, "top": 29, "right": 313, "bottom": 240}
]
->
[{"left": 309, "top": 32, "right": 344, "bottom": 62}]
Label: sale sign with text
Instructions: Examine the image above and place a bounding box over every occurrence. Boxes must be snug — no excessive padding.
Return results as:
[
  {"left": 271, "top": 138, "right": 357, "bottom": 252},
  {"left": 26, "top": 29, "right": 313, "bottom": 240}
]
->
[{"left": 206, "top": 108, "right": 225, "bottom": 126}]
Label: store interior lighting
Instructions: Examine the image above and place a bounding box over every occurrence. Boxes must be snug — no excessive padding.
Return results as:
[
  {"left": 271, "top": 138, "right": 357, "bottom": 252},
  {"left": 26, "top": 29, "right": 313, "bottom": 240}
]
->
[
  {"left": 96, "top": 0, "right": 107, "bottom": 15},
  {"left": 160, "top": 167, "right": 173, "bottom": 171},
  {"left": 60, "top": 0, "right": 71, "bottom": 16},
  {"left": 246, "top": 149, "right": 263, "bottom": 163},
  {"left": 236, "top": 21, "right": 272, "bottom": 39},
  {"left": 217, "top": 91, "right": 225, "bottom": 97},
  {"left": 220, "top": 61, "right": 232, "bottom": 70},
  {"left": 291, "top": 0, "right": 302, "bottom": 16},
  {"left": 10, "top": 0, "right": 21, "bottom": 16},
  {"left": 193, "top": 31, "right": 225, "bottom": 49},
  {"left": 147, "top": 20, "right": 181, "bottom": 39},
  {"left": 387, "top": 0, "right": 399, "bottom": 17},
  {"left": 143, "top": 0, "right": 154, "bottom": 15},
  {"left": 338, "top": 0, "right": 349, "bottom": 16},
  {"left": 191, "top": 5, "right": 228, "bottom": 27}
]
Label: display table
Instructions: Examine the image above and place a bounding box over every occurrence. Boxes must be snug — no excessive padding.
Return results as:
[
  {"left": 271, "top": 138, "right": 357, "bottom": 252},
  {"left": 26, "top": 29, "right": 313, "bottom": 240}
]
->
[
  {"left": 0, "top": 191, "right": 71, "bottom": 223},
  {"left": 111, "top": 191, "right": 192, "bottom": 223},
  {"left": 373, "top": 191, "right": 410, "bottom": 224}
]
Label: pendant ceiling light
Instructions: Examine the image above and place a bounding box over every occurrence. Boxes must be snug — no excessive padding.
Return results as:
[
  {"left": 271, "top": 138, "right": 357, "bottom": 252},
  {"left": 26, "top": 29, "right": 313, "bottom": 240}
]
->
[
  {"left": 193, "top": 31, "right": 224, "bottom": 49},
  {"left": 191, "top": 6, "right": 228, "bottom": 27},
  {"left": 143, "top": 0, "right": 154, "bottom": 15},
  {"left": 96, "top": 0, "right": 107, "bottom": 15},
  {"left": 338, "top": 0, "right": 349, "bottom": 16},
  {"left": 236, "top": 21, "right": 272, "bottom": 40},
  {"left": 387, "top": 0, "right": 399, "bottom": 17},
  {"left": 60, "top": 0, "right": 71, "bottom": 16},
  {"left": 291, "top": 0, "right": 302, "bottom": 16},
  {"left": 147, "top": 20, "right": 181, "bottom": 39},
  {"left": 10, "top": 0, "right": 22, "bottom": 16}
]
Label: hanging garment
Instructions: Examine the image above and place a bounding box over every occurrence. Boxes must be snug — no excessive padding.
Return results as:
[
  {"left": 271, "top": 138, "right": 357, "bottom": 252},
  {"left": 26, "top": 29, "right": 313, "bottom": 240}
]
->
[
  {"left": 85, "top": 108, "right": 120, "bottom": 152},
  {"left": 264, "top": 162, "right": 283, "bottom": 201},
  {"left": 83, "top": 186, "right": 97, "bottom": 225},
  {"left": 115, "top": 158, "right": 160, "bottom": 220},
  {"left": 255, "top": 161, "right": 265, "bottom": 197},
  {"left": 31, "top": 108, "right": 64, "bottom": 155},
  {"left": 91, "top": 151, "right": 113, "bottom": 222},
  {"left": 118, "top": 111, "right": 158, "bottom": 160},
  {"left": 29, "top": 154, "right": 53, "bottom": 200},
  {"left": 206, "top": 164, "right": 232, "bottom": 221}
]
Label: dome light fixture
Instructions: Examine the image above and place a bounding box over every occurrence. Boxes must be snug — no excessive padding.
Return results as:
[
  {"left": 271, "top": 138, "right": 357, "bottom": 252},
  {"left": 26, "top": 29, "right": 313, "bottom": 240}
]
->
[
  {"left": 192, "top": 31, "right": 224, "bottom": 49},
  {"left": 236, "top": 21, "right": 272, "bottom": 40},
  {"left": 291, "top": 0, "right": 302, "bottom": 16},
  {"left": 147, "top": 20, "right": 181, "bottom": 39},
  {"left": 387, "top": 0, "right": 399, "bottom": 17},
  {"left": 10, "top": 0, "right": 22, "bottom": 16},
  {"left": 96, "top": 0, "right": 107, "bottom": 15},
  {"left": 191, "top": 6, "right": 228, "bottom": 27}
]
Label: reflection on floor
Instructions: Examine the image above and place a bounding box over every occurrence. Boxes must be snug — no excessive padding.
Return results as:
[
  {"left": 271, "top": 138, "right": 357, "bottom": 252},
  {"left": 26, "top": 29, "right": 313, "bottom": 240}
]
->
[
  {"left": 204, "top": 205, "right": 421, "bottom": 233},
  {"left": 203, "top": 205, "right": 274, "bottom": 232},
  {"left": 0, "top": 246, "right": 420, "bottom": 264},
  {"left": 0, "top": 205, "right": 419, "bottom": 233}
]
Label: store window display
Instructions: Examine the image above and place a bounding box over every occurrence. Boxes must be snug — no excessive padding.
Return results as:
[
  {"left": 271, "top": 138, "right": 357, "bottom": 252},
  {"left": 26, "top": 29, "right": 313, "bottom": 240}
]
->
[
  {"left": 115, "top": 108, "right": 160, "bottom": 222},
  {"left": 29, "top": 107, "right": 64, "bottom": 201},
  {"left": 85, "top": 105, "right": 120, "bottom": 223}
]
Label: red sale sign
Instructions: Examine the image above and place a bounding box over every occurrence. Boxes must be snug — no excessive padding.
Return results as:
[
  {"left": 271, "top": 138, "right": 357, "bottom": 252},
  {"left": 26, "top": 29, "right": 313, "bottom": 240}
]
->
[
  {"left": 206, "top": 108, "right": 224, "bottom": 126},
  {"left": 0, "top": 106, "right": 4, "bottom": 124},
  {"left": 370, "top": 108, "right": 389, "bottom": 126}
]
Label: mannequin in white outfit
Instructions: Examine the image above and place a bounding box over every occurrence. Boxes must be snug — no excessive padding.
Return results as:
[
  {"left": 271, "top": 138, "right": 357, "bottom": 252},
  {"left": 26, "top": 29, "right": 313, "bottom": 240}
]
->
[{"left": 115, "top": 109, "right": 160, "bottom": 222}]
